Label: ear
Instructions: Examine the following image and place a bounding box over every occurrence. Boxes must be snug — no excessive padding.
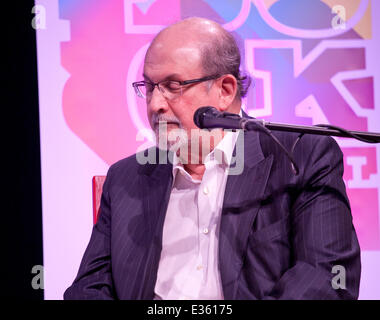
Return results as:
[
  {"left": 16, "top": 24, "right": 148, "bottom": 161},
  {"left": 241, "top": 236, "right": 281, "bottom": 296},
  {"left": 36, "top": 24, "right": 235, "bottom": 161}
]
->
[{"left": 218, "top": 74, "right": 238, "bottom": 111}]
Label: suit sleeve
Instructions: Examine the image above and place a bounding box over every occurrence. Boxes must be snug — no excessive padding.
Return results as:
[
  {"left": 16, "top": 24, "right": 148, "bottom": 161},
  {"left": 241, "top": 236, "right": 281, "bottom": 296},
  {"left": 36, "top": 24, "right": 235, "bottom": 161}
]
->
[
  {"left": 264, "top": 136, "right": 361, "bottom": 300},
  {"left": 64, "top": 166, "right": 116, "bottom": 300}
]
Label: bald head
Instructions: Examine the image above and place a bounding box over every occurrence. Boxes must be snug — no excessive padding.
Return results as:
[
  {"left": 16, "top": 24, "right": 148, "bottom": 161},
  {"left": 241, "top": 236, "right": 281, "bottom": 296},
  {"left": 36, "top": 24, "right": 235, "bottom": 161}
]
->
[
  {"left": 145, "top": 17, "right": 251, "bottom": 100},
  {"left": 150, "top": 17, "right": 226, "bottom": 47}
]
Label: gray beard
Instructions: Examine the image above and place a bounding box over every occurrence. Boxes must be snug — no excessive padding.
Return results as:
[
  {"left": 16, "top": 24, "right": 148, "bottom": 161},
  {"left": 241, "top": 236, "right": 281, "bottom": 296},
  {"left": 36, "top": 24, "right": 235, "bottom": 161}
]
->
[{"left": 154, "top": 122, "right": 188, "bottom": 152}]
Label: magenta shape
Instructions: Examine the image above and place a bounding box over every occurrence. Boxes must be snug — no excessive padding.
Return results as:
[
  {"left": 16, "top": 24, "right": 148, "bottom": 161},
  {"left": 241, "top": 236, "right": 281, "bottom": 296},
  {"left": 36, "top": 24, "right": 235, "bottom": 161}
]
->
[
  {"left": 61, "top": 0, "right": 180, "bottom": 165},
  {"left": 343, "top": 147, "right": 380, "bottom": 250},
  {"left": 343, "top": 77, "right": 375, "bottom": 109}
]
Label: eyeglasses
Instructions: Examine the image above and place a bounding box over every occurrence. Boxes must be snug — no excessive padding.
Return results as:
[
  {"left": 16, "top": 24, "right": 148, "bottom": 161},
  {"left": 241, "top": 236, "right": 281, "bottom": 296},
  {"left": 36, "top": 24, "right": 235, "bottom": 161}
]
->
[{"left": 132, "top": 75, "right": 220, "bottom": 100}]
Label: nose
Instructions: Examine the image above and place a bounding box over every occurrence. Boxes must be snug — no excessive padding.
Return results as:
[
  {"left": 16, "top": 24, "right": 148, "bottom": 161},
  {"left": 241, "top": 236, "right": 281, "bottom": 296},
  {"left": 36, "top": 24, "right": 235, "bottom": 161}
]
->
[{"left": 148, "top": 86, "right": 170, "bottom": 114}]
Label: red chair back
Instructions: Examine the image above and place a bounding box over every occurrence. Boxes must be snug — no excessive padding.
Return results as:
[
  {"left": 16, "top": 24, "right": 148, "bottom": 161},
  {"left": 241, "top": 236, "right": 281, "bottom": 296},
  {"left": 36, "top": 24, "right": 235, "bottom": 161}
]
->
[{"left": 92, "top": 176, "right": 106, "bottom": 224}]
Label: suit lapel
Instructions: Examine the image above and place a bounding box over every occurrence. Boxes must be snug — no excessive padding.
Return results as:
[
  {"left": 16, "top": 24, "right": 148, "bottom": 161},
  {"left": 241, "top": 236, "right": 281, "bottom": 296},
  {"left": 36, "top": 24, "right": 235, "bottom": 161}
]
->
[
  {"left": 219, "top": 130, "right": 273, "bottom": 299},
  {"left": 136, "top": 149, "right": 173, "bottom": 299}
]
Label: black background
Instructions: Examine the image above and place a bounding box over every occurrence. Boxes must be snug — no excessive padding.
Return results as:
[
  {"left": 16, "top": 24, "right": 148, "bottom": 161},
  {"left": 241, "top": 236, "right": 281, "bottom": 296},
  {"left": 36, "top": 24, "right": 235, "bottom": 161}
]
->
[{"left": 3, "top": 0, "right": 44, "bottom": 299}]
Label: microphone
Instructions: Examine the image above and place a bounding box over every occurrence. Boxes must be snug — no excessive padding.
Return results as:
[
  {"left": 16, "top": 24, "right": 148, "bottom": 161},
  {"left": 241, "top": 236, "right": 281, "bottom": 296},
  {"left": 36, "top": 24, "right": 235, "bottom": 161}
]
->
[
  {"left": 193, "top": 106, "right": 300, "bottom": 175},
  {"left": 194, "top": 106, "right": 380, "bottom": 143},
  {"left": 193, "top": 106, "right": 248, "bottom": 130},
  {"left": 193, "top": 106, "right": 380, "bottom": 175}
]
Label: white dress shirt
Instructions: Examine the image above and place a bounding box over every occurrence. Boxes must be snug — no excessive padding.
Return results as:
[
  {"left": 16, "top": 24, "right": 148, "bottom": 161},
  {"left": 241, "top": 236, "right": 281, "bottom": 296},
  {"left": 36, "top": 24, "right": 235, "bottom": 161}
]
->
[{"left": 154, "top": 131, "right": 239, "bottom": 300}]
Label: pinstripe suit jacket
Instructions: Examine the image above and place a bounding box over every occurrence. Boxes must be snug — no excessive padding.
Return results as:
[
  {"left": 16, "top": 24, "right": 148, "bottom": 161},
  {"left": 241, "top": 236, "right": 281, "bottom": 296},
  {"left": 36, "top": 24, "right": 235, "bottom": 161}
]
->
[{"left": 64, "top": 129, "right": 361, "bottom": 300}]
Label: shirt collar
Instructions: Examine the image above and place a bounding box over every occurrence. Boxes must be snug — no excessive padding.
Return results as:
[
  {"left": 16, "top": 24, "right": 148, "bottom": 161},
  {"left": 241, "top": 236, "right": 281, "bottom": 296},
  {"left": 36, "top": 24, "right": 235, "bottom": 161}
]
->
[
  {"left": 204, "top": 130, "right": 239, "bottom": 167},
  {"left": 171, "top": 109, "right": 242, "bottom": 180},
  {"left": 171, "top": 131, "right": 239, "bottom": 184},
  {"left": 203, "top": 108, "right": 242, "bottom": 167}
]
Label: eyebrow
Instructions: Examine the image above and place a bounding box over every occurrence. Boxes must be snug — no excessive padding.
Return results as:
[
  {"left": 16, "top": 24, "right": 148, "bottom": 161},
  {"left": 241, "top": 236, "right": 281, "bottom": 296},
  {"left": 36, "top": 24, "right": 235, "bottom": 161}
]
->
[{"left": 142, "top": 73, "right": 183, "bottom": 82}]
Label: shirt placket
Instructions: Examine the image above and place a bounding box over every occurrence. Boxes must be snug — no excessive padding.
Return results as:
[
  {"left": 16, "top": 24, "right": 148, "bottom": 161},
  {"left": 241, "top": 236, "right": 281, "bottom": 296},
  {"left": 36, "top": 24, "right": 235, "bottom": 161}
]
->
[{"left": 196, "top": 159, "right": 219, "bottom": 285}]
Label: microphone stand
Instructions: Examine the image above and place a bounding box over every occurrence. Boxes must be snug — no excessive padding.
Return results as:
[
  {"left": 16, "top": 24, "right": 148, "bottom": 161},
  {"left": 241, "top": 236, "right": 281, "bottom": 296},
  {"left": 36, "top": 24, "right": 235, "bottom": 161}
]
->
[
  {"left": 229, "top": 113, "right": 380, "bottom": 175},
  {"left": 240, "top": 118, "right": 380, "bottom": 143},
  {"left": 194, "top": 108, "right": 380, "bottom": 175}
]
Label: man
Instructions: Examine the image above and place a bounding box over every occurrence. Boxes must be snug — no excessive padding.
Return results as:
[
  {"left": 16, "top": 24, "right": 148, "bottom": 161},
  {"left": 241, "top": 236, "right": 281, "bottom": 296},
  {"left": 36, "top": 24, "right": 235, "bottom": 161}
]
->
[{"left": 64, "top": 17, "right": 361, "bottom": 300}]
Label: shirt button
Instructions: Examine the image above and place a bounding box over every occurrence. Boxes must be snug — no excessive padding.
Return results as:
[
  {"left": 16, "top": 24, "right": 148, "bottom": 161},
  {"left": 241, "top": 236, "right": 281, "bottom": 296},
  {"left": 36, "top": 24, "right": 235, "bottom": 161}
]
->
[
  {"left": 203, "top": 228, "right": 209, "bottom": 234},
  {"left": 197, "top": 265, "right": 203, "bottom": 270},
  {"left": 203, "top": 186, "right": 209, "bottom": 195}
]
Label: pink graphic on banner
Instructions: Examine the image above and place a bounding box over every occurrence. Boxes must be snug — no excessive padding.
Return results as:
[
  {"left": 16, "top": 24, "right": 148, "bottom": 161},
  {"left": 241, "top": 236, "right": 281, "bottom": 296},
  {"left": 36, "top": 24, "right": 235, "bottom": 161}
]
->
[
  {"left": 343, "top": 147, "right": 380, "bottom": 250},
  {"left": 61, "top": 0, "right": 180, "bottom": 165}
]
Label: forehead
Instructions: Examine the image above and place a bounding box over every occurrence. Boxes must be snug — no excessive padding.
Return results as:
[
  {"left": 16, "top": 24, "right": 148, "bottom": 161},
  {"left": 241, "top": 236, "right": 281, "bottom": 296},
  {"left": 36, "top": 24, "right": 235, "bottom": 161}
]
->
[{"left": 144, "top": 34, "right": 204, "bottom": 81}]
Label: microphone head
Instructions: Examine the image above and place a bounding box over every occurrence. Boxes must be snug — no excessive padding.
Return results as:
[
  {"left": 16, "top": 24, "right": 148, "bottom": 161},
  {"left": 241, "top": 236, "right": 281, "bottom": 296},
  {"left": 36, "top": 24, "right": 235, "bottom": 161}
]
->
[{"left": 193, "top": 106, "right": 219, "bottom": 129}]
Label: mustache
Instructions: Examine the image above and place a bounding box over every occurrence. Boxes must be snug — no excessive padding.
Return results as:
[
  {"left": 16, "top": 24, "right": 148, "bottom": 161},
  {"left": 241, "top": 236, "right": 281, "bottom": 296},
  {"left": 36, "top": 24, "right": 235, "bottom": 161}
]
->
[{"left": 151, "top": 113, "right": 181, "bottom": 127}]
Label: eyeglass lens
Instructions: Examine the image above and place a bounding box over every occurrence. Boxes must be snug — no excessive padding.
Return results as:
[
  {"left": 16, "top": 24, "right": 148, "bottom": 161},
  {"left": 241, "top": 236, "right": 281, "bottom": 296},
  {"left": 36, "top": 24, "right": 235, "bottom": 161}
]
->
[{"left": 138, "top": 81, "right": 182, "bottom": 99}]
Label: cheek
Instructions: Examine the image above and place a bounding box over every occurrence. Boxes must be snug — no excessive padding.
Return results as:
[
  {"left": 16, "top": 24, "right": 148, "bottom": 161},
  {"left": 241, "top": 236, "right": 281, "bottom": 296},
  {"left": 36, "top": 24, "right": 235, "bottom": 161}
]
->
[
  {"left": 173, "top": 99, "right": 198, "bottom": 125},
  {"left": 171, "top": 87, "right": 220, "bottom": 127},
  {"left": 146, "top": 108, "right": 153, "bottom": 125},
  {"left": 197, "top": 86, "right": 220, "bottom": 107}
]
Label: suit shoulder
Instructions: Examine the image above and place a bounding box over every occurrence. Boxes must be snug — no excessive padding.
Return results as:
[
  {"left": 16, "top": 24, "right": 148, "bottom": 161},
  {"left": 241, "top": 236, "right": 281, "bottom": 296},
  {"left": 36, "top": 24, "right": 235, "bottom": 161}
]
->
[
  {"left": 109, "top": 152, "right": 140, "bottom": 173},
  {"left": 107, "top": 146, "right": 172, "bottom": 180},
  {"left": 108, "top": 147, "right": 157, "bottom": 172}
]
